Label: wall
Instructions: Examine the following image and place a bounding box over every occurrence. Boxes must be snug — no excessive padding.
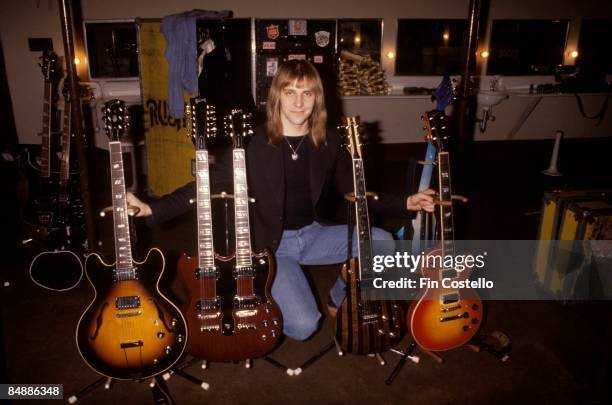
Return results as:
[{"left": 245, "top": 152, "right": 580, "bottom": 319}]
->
[{"left": 1, "top": 0, "right": 612, "bottom": 145}]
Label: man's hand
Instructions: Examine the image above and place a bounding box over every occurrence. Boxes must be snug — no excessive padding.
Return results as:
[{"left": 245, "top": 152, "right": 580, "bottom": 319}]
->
[
  {"left": 126, "top": 192, "right": 152, "bottom": 217},
  {"left": 406, "top": 189, "right": 435, "bottom": 212}
]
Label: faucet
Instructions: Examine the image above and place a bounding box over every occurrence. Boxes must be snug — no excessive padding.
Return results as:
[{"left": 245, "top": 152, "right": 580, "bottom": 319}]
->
[{"left": 479, "top": 107, "right": 494, "bottom": 132}]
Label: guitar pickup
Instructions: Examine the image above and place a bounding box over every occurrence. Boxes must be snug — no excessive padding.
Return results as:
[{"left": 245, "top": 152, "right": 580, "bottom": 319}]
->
[
  {"left": 120, "top": 340, "right": 144, "bottom": 349},
  {"left": 196, "top": 298, "right": 220, "bottom": 311},
  {"left": 195, "top": 267, "right": 219, "bottom": 279},
  {"left": 233, "top": 267, "right": 255, "bottom": 278},
  {"left": 441, "top": 292, "right": 459, "bottom": 304},
  {"left": 116, "top": 295, "right": 140, "bottom": 310},
  {"left": 442, "top": 269, "right": 457, "bottom": 279}
]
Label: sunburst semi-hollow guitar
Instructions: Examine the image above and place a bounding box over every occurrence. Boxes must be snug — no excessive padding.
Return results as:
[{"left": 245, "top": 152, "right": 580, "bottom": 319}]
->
[
  {"left": 179, "top": 108, "right": 282, "bottom": 362},
  {"left": 407, "top": 110, "right": 483, "bottom": 352},
  {"left": 335, "top": 116, "right": 404, "bottom": 355},
  {"left": 76, "top": 100, "right": 187, "bottom": 380}
]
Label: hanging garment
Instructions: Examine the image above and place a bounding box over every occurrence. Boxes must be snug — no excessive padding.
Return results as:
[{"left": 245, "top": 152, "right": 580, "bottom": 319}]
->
[{"left": 161, "top": 9, "right": 231, "bottom": 118}]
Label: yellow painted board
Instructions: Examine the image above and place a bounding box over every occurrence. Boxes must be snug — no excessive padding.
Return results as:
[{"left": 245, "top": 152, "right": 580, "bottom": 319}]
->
[{"left": 138, "top": 21, "right": 194, "bottom": 196}]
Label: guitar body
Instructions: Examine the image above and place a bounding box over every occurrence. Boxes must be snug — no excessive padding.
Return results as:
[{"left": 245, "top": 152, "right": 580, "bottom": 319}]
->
[
  {"left": 76, "top": 248, "right": 187, "bottom": 380},
  {"left": 335, "top": 257, "right": 404, "bottom": 355},
  {"left": 22, "top": 175, "right": 60, "bottom": 233},
  {"left": 179, "top": 249, "right": 282, "bottom": 361},
  {"left": 408, "top": 247, "right": 483, "bottom": 352},
  {"left": 22, "top": 173, "right": 83, "bottom": 245},
  {"left": 29, "top": 248, "right": 83, "bottom": 291}
]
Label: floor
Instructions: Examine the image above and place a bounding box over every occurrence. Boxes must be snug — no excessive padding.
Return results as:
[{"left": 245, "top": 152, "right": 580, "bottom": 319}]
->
[{"left": 2, "top": 137, "right": 612, "bottom": 405}]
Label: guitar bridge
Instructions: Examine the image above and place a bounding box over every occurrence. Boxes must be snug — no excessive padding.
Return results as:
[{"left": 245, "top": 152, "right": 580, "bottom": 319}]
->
[
  {"left": 234, "top": 295, "right": 259, "bottom": 309},
  {"left": 440, "top": 312, "right": 469, "bottom": 322}
]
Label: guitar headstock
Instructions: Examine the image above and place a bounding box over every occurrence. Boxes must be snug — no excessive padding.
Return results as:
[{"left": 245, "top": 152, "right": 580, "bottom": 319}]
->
[
  {"left": 432, "top": 73, "right": 456, "bottom": 112},
  {"left": 39, "top": 51, "right": 58, "bottom": 82},
  {"left": 102, "top": 99, "right": 129, "bottom": 142},
  {"left": 186, "top": 98, "right": 217, "bottom": 150},
  {"left": 340, "top": 116, "right": 363, "bottom": 160},
  {"left": 421, "top": 110, "right": 449, "bottom": 151},
  {"left": 224, "top": 109, "right": 253, "bottom": 149}
]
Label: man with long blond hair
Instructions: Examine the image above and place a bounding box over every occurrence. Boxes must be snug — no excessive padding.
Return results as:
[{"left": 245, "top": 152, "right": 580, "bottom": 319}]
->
[{"left": 128, "top": 59, "right": 434, "bottom": 340}]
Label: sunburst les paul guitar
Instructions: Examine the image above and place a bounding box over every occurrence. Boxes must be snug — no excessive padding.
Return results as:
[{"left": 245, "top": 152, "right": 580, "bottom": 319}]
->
[
  {"left": 76, "top": 99, "right": 187, "bottom": 379},
  {"left": 407, "top": 110, "right": 483, "bottom": 352},
  {"left": 335, "top": 116, "right": 405, "bottom": 355}
]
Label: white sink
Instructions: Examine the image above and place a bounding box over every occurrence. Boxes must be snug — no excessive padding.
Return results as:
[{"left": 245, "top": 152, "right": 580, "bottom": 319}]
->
[{"left": 477, "top": 90, "right": 509, "bottom": 108}]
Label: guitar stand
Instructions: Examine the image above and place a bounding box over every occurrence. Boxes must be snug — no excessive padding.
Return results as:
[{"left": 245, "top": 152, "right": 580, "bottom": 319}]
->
[
  {"left": 384, "top": 331, "right": 511, "bottom": 385},
  {"left": 67, "top": 374, "right": 176, "bottom": 404},
  {"left": 161, "top": 357, "right": 210, "bottom": 391},
  {"left": 160, "top": 355, "right": 291, "bottom": 384},
  {"left": 287, "top": 338, "right": 387, "bottom": 376}
]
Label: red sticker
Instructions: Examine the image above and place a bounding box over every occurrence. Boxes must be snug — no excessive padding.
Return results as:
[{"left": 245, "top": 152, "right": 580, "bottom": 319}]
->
[{"left": 266, "top": 24, "right": 279, "bottom": 40}]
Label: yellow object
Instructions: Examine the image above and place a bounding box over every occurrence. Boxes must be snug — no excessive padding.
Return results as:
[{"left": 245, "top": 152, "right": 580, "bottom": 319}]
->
[
  {"left": 138, "top": 22, "right": 194, "bottom": 196},
  {"left": 535, "top": 190, "right": 612, "bottom": 299}
]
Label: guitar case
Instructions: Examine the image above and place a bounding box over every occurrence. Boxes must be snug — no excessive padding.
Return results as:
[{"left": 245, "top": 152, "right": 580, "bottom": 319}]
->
[{"left": 535, "top": 192, "right": 612, "bottom": 301}]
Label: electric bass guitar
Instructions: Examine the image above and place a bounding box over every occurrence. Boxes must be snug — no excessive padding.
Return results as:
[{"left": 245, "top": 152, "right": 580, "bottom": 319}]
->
[
  {"left": 407, "top": 109, "right": 482, "bottom": 352},
  {"left": 22, "top": 51, "right": 62, "bottom": 237},
  {"left": 335, "top": 116, "right": 404, "bottom": 355},
  {"left": 76, "top": 99, "right": 187, "bottom": 379},
  {"left": 29, "top": 81, "right": 85, "bottom": 291}
]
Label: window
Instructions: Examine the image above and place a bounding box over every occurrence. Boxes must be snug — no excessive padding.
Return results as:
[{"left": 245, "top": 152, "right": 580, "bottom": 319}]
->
[
  {"left": 577, "top": 19, "right": 612, "bottom": 76},
  {"left": 338, "top": 19, "right": 382, "bottom": 61},
  {"left": 488, "top": 19, "right": 568, "bottom": 75},
  {"left": 84, "top": 21, "right": 139, "bottom": 79},
  {"left": 395, "top": 19, "right": 467, "bottom": 75}
]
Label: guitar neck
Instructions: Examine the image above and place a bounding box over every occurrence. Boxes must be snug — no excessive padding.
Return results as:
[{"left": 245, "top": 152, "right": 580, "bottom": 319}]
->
[
  {"left": 58, "top": 101, "right": 71, "bottom": 200},
  {"left": 352, "top": 157, "right": 373, "bottom": 282},
  {"left": 437, "top": 151, "right": 455, "bottom": 257},
  {"left": 40, "top": 80, "right": 52, "bottom": 178},
  {"left": 109, "top": 141, "right": 134, "bottom": 278},
  {"left": 195, "top": 150, "right": 215, "bottom": 269},
  {"left": 233, "top": 148, "right": 252, "bottom": 267}
]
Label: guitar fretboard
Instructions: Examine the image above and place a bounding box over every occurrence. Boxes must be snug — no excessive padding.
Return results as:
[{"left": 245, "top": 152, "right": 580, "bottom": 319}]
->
[
  {"left": 58, "top": 101, "right": 71, "bottom": 202},
  {"left": 40, "top": 80, "right": 52, "bottom": 178},
  {"left": 109, "top": 141, "right": 134, "bottom": 278},
  {"left": 352, "top": 158, "right": 373, "bottom": 283},
  {"left": 233, "top": 149, "right": 252, "bottom": 268},
  {"left": 438, "top": 151, "right": 455, "bottom": 258},
  {"left": 196, "top": 150, "right": 215, "bottom": 269}
]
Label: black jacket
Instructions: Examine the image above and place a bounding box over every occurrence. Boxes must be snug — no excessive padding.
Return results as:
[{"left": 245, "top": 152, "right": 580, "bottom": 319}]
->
[{"left": 147, "top": 127, "right": 409, "bottom": 252}]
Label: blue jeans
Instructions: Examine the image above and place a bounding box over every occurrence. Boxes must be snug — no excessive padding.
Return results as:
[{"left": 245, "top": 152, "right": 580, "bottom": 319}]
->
[{"left": 272, "top": 221, "right": 393, "bottom": 340}]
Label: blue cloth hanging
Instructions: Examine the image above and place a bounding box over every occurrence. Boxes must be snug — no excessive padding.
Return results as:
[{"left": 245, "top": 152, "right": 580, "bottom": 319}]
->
[{"left": 161, "top": 9, "right": 231, "bottom": 118}]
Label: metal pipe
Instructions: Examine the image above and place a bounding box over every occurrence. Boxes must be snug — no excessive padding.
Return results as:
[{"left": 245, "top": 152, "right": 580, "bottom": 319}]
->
[
  {"left": 456, "top": 0, "right": 482, "bottom": 141},
  {"left": 58, "top": 0, "right": 97, "bottom": 251}
]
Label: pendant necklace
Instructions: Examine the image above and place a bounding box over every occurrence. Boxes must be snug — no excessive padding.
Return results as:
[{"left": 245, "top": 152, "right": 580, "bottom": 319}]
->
[{"left": 284, "top": 135, "right": 306, "bottom": 161}]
